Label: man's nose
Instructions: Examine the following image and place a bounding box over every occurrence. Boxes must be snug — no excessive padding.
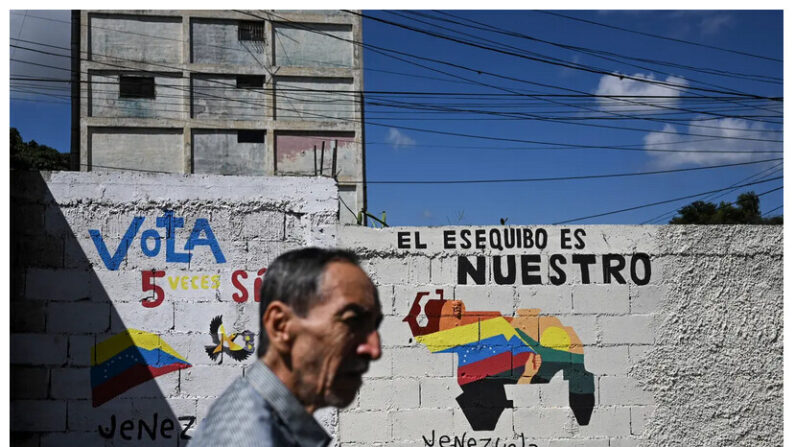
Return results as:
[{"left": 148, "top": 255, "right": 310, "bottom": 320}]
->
[{"left": 357, "top": 329, "right": 382, "bottom": 361}]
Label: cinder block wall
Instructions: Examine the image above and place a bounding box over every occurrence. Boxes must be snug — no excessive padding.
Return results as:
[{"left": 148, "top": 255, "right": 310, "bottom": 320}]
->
[
  {"left": 10, "top": 171, "right": 782, "bottom": 446},
  {"left": 10, "top": 171, "right": 338, "bottom": 447},
  {"left": 336, "top": 225, "right": 783, "bottom": 447}
]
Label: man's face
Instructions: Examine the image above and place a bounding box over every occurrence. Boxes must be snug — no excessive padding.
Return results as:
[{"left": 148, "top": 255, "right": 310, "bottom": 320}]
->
[{"left": 290, "top": 261, "right": 382, "bottom": 409}]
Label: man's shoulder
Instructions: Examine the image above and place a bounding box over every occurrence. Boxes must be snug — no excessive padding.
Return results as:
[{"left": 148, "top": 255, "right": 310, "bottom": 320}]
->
[{"left": 188, "top": 375, "right": 279, "bottom": 446}]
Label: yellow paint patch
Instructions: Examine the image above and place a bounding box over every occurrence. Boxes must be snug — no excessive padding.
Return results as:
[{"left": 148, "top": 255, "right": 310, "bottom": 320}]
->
[
  {"left": 92, "top": 329, "right": 189, "bottom": 365},
  {"left": 415, "top": 317, "right": 517, "bottom": 352},
  {"left": 540, "top": 326, "right": 571, "bottom": 351}
]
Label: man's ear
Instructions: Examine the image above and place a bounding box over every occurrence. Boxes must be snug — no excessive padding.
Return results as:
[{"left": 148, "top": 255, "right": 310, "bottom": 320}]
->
[{"left": 263, "top": 301, "right": 295, "bottom": 354}]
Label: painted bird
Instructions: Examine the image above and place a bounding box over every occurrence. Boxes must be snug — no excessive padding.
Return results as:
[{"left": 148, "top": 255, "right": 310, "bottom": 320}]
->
[{"left": 205, "top": 315, "right": 255, "bottom": 363}]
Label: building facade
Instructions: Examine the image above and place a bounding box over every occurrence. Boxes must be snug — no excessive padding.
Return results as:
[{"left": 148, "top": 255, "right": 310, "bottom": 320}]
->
[{"left": 72, "top": 10, "right": 366, "bottom": 223}]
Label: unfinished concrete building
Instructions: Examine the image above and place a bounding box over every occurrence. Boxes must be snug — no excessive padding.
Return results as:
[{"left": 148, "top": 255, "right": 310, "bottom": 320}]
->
[{"left": 71, "top": 10, "right": 366, "bottom": 223}]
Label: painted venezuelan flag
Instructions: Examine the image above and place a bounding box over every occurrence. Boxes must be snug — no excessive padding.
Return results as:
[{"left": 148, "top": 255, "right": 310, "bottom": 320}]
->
[
  {"left": 416, "top": 317, "right": 536, "bottom": 386},
  {"left": 90, "top": 329, "right": 191, "bottom": 407}
]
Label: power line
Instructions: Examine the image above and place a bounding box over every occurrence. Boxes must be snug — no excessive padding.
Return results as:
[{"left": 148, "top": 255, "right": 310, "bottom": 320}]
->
[
  {"left": 763, "top": 205, "right": 783, "bottom": 216},
  {"left": 363, "top": 157, "right": 781, "bottom": 184},
  {"left": 554, "top": 178, "right": 783, "bottom": 224},
  {"left": 537, "top": 11, "right": 782, "bottom": 63}
]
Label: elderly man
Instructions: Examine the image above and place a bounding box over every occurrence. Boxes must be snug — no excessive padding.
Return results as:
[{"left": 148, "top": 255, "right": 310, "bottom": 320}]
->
[{"left": 190, "top": 248, "right": 382, "bottom": 446}]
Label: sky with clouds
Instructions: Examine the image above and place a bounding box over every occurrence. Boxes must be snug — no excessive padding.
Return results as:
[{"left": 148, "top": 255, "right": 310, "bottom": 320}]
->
[{"left": 8, "top": 10, "right": 783, "bottom": 225}]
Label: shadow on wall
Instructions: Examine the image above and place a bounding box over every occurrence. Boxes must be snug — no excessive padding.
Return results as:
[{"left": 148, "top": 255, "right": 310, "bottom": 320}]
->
[{"left": 11, "top": 171, "right": 191, "bottom": 446}]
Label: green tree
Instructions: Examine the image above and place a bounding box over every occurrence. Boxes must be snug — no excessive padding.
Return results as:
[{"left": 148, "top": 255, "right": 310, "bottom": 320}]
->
[
  {"left": 669, "top": 192, "right": 782, "bottom": 224},
  {"left": 11, "top": 127, "right": 70, "bottom": 171}
]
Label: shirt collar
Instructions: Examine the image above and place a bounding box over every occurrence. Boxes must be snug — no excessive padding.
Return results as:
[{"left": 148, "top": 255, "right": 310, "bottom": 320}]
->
[{"left": 245, "top": 360, "right": 331, "bottom": 447}]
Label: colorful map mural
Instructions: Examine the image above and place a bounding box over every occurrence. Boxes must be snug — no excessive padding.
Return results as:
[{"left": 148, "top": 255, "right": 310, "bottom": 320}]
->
[
  {"left": 91, "top": 329, "right": 191, "bottom": 407},
  {"left": 404, "top": 290, "right": 595, "bottom": 430}
]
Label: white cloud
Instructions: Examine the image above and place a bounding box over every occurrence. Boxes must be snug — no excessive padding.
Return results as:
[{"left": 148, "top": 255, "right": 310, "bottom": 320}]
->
[
  {"left": 386, "top": 128, "right": 416, "bottom": 149},
  {"left": 594, "top": 72, "right": 689, "bottom": 114},
  {"left": 643, "top": 118, "right": 782, "bottom": 168},
  {"left": 700, "top": 14, "right": 733, "bottom": 36}
]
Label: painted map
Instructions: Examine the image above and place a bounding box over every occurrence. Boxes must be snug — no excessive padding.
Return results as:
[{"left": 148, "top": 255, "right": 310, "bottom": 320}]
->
[{"left": 404, "top": 290, "right": 595, "bottom": 430}]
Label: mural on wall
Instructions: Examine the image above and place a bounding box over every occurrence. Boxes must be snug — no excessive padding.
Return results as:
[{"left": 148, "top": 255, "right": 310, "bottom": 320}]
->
[
  {"left": 205, "top": 315, "right": 255, "bottom": 363},
  {"left": 405, "top": 290, "right": 594, "bottom": 431},
  {"left": 91, "top": 329, "right": 191, "bottom": 407}
]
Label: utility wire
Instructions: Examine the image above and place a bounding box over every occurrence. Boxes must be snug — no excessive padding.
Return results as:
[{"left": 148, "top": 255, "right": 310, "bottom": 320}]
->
[
  {"left": 538, "top": 11, "right": 782, "bottom": 63},
  {"left": 554, "top": 178, "right": 783, "bottom": 224}
]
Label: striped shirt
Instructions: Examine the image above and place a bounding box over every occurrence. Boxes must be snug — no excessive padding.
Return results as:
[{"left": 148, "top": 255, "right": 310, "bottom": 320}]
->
[{"left": 189, "top": 360, "right": 331, "bottom": 447}]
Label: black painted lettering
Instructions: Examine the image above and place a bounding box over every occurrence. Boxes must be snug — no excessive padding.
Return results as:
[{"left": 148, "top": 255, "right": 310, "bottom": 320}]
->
[
  {"left": 520, "top": 254, "right": 542, "bottom": 285},
  {"left": 468, "top": 438, "right": 477, "bottom": 447},
  {"left": 549, "top": 254, "right": 567, "bottom": 285},
  {"left": 397, "top": 231, "right": 411, "bottom": 249},
  {"left": 560, "top": 229, "right": 572, "bottom": 249},
  {"left": 138, "top": 412, "right": 157, "bottom": 440},
  {"left": 120, "top": 420, "right": 134, "bottom": 440},
  {"left": 422, "top": 430, "right": 436, "bottom": 447},
  {"left": 630, "top": 253, "right": 652, "bottom": 285},
  {"left": 458, "top": 256, "right": 486, "bottom": 285},
  {"left": 160, "top": 418, "right": 174, "bottom": 439},
  {"left": 572, "top": 254, "right": 596, "bottom": 284},
  {"left": 602, "top": 254, "right": 627, "bottom": 284},
  {"left": 98, "top": 415, "right": 116, "bottom": 439},
  {"left": 493, "top": 256, "right": 516, "bottom": 285},
  {"left": 522, "top": 228, "right": 533, "bottom": 248},
  {"left": 503, "top": 228, "right": 516, "bottom": 248},
  {"left": 178, "top": 416, "right": 195, "bottom": 440},
  {"left": 461, "top": 229, "right": 472, "bottom": 249},
  {"left": 535, "top": 229, "right": 548, "bottom": 249},
  {"left": 415, "top": 231, "right": 427, "bottom": 249},
  {"left": 440, "top": 435, "right": 451, "bottom": 447},
  {"left": 574, "top": 228, "right": 586, "bottom": 249},
  {"left": 443, "top": 230, "right": 456, "bottom": 249},
  {"left": 475, "top": 229, "right": 486, "bottom": 249},
  {"left": 489, "top": 229, "right": 503, "bottom": 250}
]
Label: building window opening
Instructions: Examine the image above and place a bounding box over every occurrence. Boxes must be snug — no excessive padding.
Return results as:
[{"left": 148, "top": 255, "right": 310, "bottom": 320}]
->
[
  {"left": 237, "top": 75, "right": 264, "bottom": 89},
  {"left": 238, "top": 130, "right": 265, "bottom": 144},
  {"left": 119, "top": 75, "right": 155, "bottom": 99},
  {"left": 238, "top": 21, "right": 264, "bottom": 41}
]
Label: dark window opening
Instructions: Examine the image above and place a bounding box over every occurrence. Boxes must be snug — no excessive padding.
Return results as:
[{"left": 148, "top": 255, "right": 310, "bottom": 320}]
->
[
  {"left": 238, "top": 21, "right": 264, "bottom": 41},
  {"left": 236, "top": 75, "right": 264, "bottom": 89},
  {"left": 238, "top": 130, "right": 265, "bottom": 144},
  {"left": 119, "top": 76, "right": 155, "bottom": 99}
]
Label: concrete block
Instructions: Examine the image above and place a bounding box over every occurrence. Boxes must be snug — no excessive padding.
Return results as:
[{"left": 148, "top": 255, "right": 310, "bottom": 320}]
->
[
  {"left": 547, "top": 440, "right": 609, "bottom": 447},
  {"left": 419, "top": 377, "right": 461, "bottom": 409},
  {"left": 155, "top": 270, "right": 223, "bottom": 303},
  {"left": 512, "top": 407, "right": 574, "bottom": 438},
  {"left": 628, "top": 346, "right": 652, "bottom": 366},
  {"left": 599, "top": 315, "right": 655, "bottom": 345},
  {"left": 51, "top": 367, "right": 92, "bottom": 400},
  {"left": 454, "top": 285, "right": 513, "bottom": 315},
  {"left": 166, "top": 333, "right": 225, "bottom": 367},
  {"left": 452, "top": 406, "right": 513, "bottom": 433},
  {"left": 10, "top": 366, "right": 50, "bottom": 399},
  {"left": 572, "top": 284, "right": 630, "bottom": 314},
  {"left": 629, "top": 285, "right": 666, "bottom": 314},
  {"left": 365, "top": 256, "right": 431, "bottom": 285},
  {"left": 599, "top": 377, "right": 654, "bottom": 406},
  {"left": 391, "top": 409, "right": 454, "bottom": 441},
  {"left": 111, "top": 302, "right": 174, "bottom": 332},
  {"left": 25, "top": 268, "right": 91, "bottom": 301},
  {"left": 608, "top": 439, "right": 641, "bottom": 447},
  {"left": 11, "top": 334, "right": 68, "bottom": 365},
  {"left": 570, "top": 406, "right": 630, "bottom": 437},
  {"left": 363, "top": 348, "right": 392, "bottom": 379},
  {"left": 11, "top": 300, "right": 47, "bottom": 332},
  {"left": 12, "top": 203, "right": 45, "bottom": 236},
  {"left": 376, "top": 284, "right": 394, "bottom": 315},
  {"left": 66, "top": 335, "right": 95, "bottom": 368},
  {"left": 90, "top": 270, "right": 143, "bottom": 302},
  {"left": 180, "top": 365, "right": 243, "bottom": 398},
  {"left": 173, "top": 301, "right": 256, "bottom": 333},
  {"left": 583, "top": 346, "right": 630, "bottom": 376},
  {"left": 393, "top": 347, "right": 453, "bottom": 378},
  {"left": 556, "top": 315, "right": 597, "bottom": 345},
  {"left": 393, "top": 285, "right": 454, "bottom": 318},
  {"left": 537, "top": 375, "right": 571, "bottom": 408},
  {"left": 14, "top": 234, "right": 64, "bottom": 268},
  {"left": 505, "top": 382, "right": 542, "bottom": 408},
  {"left": 64, "top": 235, "right": 102, "bottom": 269},
  {"left": 358, "top": 378, "right": 419, "bottom": 410},
  {"left": 11, "top": 400, "right": 67, "bottom": 431},
  {"left": 66, "top": 392, "right": 132, "bottom": 431},
  {"left": 239, "top": 210, "right": 285, "bottom": 241},
  {"left": 430, "top": 256, "right": 459, "bottom": 285},
  {"left": 40, "top": 432, "right": 105, "bottom": 447},
  {"left": 48, "top": 301, "right": 110, "bottom": 333},
  {"left": 379, "top": 315, "right": 415, "bottom": 347},
  {"left": 517, "top": 286, "right": 573, "bottom": 314},
  {"left": 338, "top": 410, "right": 390, "bottom": 443},
  {"left": 630, "top": 406, "right": 654, "bottom": 435}
]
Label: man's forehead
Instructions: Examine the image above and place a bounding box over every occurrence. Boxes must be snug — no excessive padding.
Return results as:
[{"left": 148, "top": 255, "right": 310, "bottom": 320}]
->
[{"left": 318, "top": 261, "right": 379, "bottom": 308}]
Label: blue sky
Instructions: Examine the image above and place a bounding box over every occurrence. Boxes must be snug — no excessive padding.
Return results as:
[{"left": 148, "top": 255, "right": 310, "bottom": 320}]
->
[{"left": 9, "top": 10, "right": 783, "bottom": 226}]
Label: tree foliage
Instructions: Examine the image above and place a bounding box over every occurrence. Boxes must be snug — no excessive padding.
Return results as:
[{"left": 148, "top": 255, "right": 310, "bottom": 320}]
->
[
  {"left": 11, "top": 127, "right": 70, "bottom": 171},
  {"left": 669, "top": 192, "right": 782, "bottom": 224}
]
